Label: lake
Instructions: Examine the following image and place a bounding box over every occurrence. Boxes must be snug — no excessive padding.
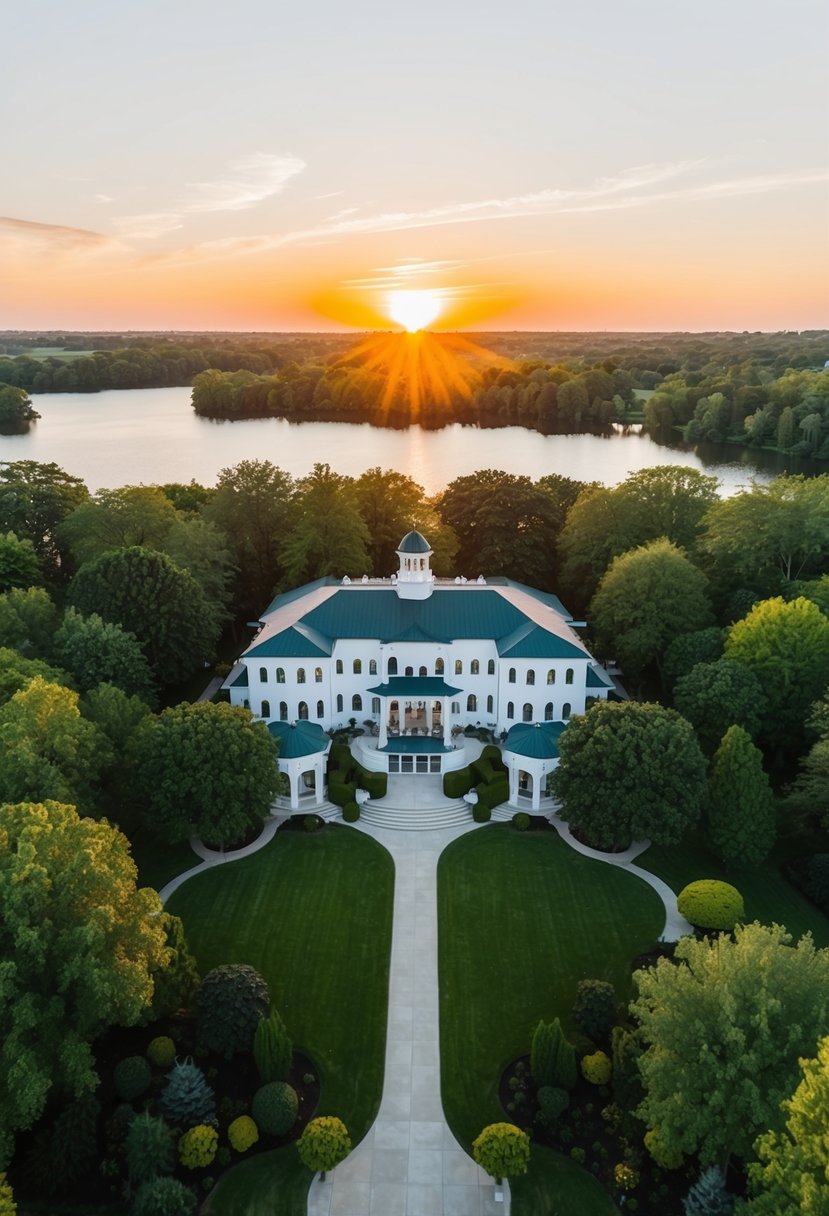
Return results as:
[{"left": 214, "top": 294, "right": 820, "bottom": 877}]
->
[{"left": 0, "top": 386, "right": 812, "bottom": 495}]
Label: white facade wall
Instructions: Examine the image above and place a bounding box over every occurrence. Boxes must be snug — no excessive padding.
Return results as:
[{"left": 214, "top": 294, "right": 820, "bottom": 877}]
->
[{"left": 498, "top": 658, "right": 588, "bottom": 727}]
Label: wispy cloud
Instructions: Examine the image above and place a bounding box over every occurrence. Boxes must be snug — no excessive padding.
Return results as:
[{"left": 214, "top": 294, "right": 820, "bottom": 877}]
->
[
  {"left": 163, "top": 161, "right": 827, "bottom": 263},
  {"left": 114, "top": 152, "right": 306, "bottom": 241},
  {"left": 0, "top": 215, "right": 118, "bottom": 255}
]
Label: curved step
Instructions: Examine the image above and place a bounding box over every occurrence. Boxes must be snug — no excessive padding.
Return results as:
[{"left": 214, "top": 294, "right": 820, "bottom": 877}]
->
[{"left": 359, "top": 798, "right": 473, "bottom": 831}]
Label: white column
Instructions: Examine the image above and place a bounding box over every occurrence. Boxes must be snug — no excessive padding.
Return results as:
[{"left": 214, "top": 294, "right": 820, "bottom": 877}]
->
[
  {"left": 426, "top": 701, "right": 433, "bottom": 733},
  {"left": 442, "top": 696, "right": 451, "bottom": 747},
  {"left": 379, "top": 702, "right": 389, "bottom": 748},
  {"left": 532, "top": 767, "right": 541, "bottom": 811},
  {"left": 290, "top": 766, "right": 300, "bottom": 810},
  {"left": 315, "top": 758, "right": 324, "bottom": 806},
  {"left": 509, "top": 763, "right": 518, "bottom": 805}
]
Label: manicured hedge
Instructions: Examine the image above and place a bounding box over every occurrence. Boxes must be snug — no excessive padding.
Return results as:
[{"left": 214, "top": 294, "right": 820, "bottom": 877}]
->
[
  {"left": 355, "top": 767, "right": 387, "bottom": 799},
  {"left": 476, "top": 776, "right": 509, "bottom": 811},
  {"left": 343, "top": 802, "right": 360, "bottom": 823},
  {"left": 328, "top": 744, "right": 353, "bottom": 773},
  {"left": 473, "top": 804, "right": 492, "bottom": 823},
  {"left": 677, "top": 879, "right": 745, "bottom": 931},
  {"left": 444, "top": 767, "right": 474, "bottom": 798},
  {"left": 328, "top": 772, "right": 357, "bottom": 808},
  {"left": 479, "top": 744, "right": 507, "bottom": 772}
]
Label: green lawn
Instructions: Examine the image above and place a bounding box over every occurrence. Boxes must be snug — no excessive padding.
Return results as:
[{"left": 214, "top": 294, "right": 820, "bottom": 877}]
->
[
  {"left": 637, "top": 833, "right": 829, "bottom": 948},
  {"left": 437, "top": 825, "right": 663, "bottom": 1214},
  {"left": 130, "top": 828, "right": 199, "bottom": 893},
  {"left": 167, "top": 824, "right": 394, "bottom": 1215}
]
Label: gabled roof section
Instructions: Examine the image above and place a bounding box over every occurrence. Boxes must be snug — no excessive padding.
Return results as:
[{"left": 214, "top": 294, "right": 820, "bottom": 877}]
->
[
  {"left": 367, "top": 676, "right": 463, "bottom": 698},
  {"left": 587, "top": 664, "right": 614, "bottom": 688},
  {"left": 228, "top": 665, "right": 248, "bottom": 687},
  {"left": 247, "top": 626, "right": 330, "bottom": 659},
  {"left": 393, "top": 622, "right": 442, "bottom": 644},
  {"left": 498, "top": 622, "right": 586, "bottom": 660}
]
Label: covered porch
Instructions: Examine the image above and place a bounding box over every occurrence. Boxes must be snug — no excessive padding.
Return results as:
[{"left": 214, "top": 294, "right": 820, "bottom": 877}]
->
[
  {"left": 267, "top": 719, "right": 331, "bottom": 811},
  {"left": 367, "top": 675, "right": 463, "bottom": 750}
]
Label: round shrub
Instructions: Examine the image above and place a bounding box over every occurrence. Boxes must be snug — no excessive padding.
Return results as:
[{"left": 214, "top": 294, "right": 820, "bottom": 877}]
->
[
  {"left": 132, "top": 1177, "right": 197, "bottom": 1216},
  {"left": 252, "top": 1082, "right": 298, "bottom": 1136},
  {"left": 581, "top": 1051, "right": 612, "bottom": 1085},
  {"left": 228, "top": 1115, "right": 259, "bottom": 1153},
  {"left": 512, "top": 812, "right": 530, "bottom": 831},
  {"left": 342, "top": 802, "right": 360, "bottom": 823},
  {"left": 473, "top": 804, "right": 491, "bottom": 823},
  {"left": 114, "top": 1054, "right": 152, "bottom": 1102},
  {"left": 147, "top": 1036, "right": 176, "bottom": 1069},
  {"left": 472, "top": 1122, "right": 530, "bottom": 1181},
  {"left": 573, "top": 979, "right": 617, "bottom": 1043},
  {"left": 297, "top": 1116, "right": 351, "bottom": 1174},
  {"left": 196, "top": 963, "right": 270, "bottom": 1059},
  {"left": 644, "top": 1126, "right": 684, "bottom": 1170},
  {"left": 677, "top": 879, "right": 745, "bottom": 931},
  {"left": 615, "top": 1163, "right": 640, "bottom": 1192},
  {"left": 537, "top": 1086, "right": 569, "bottom": 1126},
  {"left": 304, "top": 814, "right": 320, "bottom": 832},
  {"left": 178, "top": 1124, "right": 218, "bottom": 1170}
]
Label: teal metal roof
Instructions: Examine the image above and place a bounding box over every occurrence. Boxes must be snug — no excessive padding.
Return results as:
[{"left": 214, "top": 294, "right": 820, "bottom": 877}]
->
[
  {"left": 587, "top": 665, "right": 614, "bottom": 688},
  {"left": 397, "top": 530, "right": 431, "bottom": 554},
  {"left": 247, "top": 626, "right": 330, "bottom": 659},
  {"left": 367, "top": 676, "right": 463, "bottom": 697},
  {"left": 299, "top": 589, "right": 534, "bottom": 645},
  {"left": 379, "top": 737, "right": 452, "bottom": 754},
  {"left": 503, "top": 721, "right": 566, "bottom": 760},
  {"left": 230, "top": 668, "right": 249, "bottom": 687},
  {"left": 498, "top": 624, "right": 585, "bottom": 660},
  {"left": 267, "top": 719, "right": 329, "bottom": 758}
]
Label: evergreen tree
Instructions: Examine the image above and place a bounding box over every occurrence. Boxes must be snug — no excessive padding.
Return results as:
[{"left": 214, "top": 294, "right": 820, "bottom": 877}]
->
[
  {"left": 683, "top": 1166, "right": 733, "bottom": 1216},
  {"left": 707, "top": 725, "right": 776, "bottom": 867},
  {"left": 530, "top": 1018, "right": 576, "bottom": 1091}
]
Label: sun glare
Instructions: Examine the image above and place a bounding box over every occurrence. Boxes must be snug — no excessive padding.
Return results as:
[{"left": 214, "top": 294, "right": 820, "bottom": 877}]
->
[{"left": 387, "top": 289, "right": 443, "bottom": 333}]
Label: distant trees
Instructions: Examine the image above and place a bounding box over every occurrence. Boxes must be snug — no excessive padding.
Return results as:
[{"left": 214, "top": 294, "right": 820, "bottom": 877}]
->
[
  {"left": 0, "top": 534, "right": 41, "bottom": 593},
  {"left": 57, "top": 485, "right": 178, "bottom": 567},
  {"left": 0, "top": 461, "right": 88, "bottom": 577},
  {"left": 0, "top": 800, "right": 169, "bottom": 1168},
  {"left": 280, "top": 464, "right": 371, "bottom": 585},
  {"left": 552, "top": 701, "right": 707, "bottom": 850}
]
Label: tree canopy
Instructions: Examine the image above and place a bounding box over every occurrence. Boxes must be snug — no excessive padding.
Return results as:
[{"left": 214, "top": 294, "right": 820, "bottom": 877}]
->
[
  {"left": 57, "top": 485, "right": 178, "bottom": 567},
  {"left": 707, "top": 725, "right": 776, "bottom": 868},
  {"left": 631, "top": 923, "right": 829, "bottom": 1168},
  {"left": 673, "top": 658, "right": 764, "bottom": 755},
  {"left": 0, "top": 461, "right": 88, "bottom": 577},
  {"left": 0, "top": 587, "right": 57, "bottom": 657},
  {"left": 0, "top": 533, "right": 41, "bottom": 593},
  {"left": 68, "top": 547, "right": 220, "bottom": 685},
  {"left": 130, "top": 701, "right": 280, "bottom": 846},
  {"left": 551, "top": 700, "right": 707, "bottom": 850},
  {"left": 53, "top": 608, "right": 155, "bottom": 701},
  {"left": 0, "top": 800, "right": 168, "bottom": 1168},
  {"left": 280, "top": 463, "right": 371, "bottom": 586}
]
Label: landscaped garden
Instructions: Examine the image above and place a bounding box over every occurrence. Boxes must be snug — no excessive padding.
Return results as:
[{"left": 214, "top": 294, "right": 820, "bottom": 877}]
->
[
  {"left": 437, "top": 822, "right": 665, "bottom": 1213},
  {"left": 164, "top": 822, "right": 394, "bottom": 1215}
]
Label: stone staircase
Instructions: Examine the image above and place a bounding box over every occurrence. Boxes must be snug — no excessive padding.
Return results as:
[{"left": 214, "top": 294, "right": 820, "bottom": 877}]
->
[{"left": 359, "top": 796, "right": 472, "bottom": 831}]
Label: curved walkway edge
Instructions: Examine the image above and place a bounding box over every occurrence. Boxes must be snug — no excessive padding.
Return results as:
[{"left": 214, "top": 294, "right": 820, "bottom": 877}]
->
[{"left": 157, "top": 815, "right": 284, "bottom": 906}]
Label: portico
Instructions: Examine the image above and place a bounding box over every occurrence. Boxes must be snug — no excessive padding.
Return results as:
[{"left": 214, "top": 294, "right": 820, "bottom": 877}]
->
[{"left": 366, "top": 675, "right": 463, "bottom": 749}]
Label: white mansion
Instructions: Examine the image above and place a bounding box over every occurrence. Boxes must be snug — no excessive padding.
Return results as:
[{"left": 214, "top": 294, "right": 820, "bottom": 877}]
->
[{"left": 225, "top": 530, "right": 613, "bottom": 798}]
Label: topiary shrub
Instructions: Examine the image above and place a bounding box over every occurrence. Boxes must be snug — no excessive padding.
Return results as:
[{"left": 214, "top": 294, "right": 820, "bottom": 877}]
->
[
  {"left": 615, "top": 1163, "right": 640, "bottom": 1192},
  {"left": 342, "top": 801, "right": 360, "bottom": 823},
  {"left": 476, "top": 776, "right": 509, "bottom": 810},
  {"left": 146, "top": 1036, "right": 177, "bottom": 1069},
  {"left": 677, "top": 880, "right": 745, "bottom": 931},
  {"left": 328, "top": 772, "right": 356, "bottom": 807},
  {"left": 297, "top": 1116, "right": 351, "bottom": 1177},
  {"left": 573, "top": 979, "right": 617, "bottom": 1043},
  {"left": 251, "top": 1082, "right": 298, "bottom": 1136},
  {"left": 125, "top": 1112, "right": 175, "bottom": 1186},
  {"left": 114, "top": 1055, "right": 152, "bottom": 1101},
  {"left": 178, "top": 1124, "right": 218, "bottom": 1170},
  {"left": 159, "top": 1058, "right": 216, "bottom": 1127},
  {"left": 303, "top": 814, "right": 320, "bottom": 832},
  {"left": 512, "top": 811, "right": 530, "bottom": 831},
  {"left": 328, "top": 744, "right": 353, "bottom": 773},
  {"left": 228, "top": 1115, "right": 259, "bottom": 1153},
  {"left": 479, "top": 744, "right": 507, "bottom": 772},
  {"left": 644, "top": 1126, "right": 685, "bottom": 1170},
  {"left": 472, "top": 1122, "right": 530, "bottom": 1181},
  {"left": 197, "top": 963, "right": 270, "bottom": 1059},
  {"left": 443, "top": 767, "right": 474, "bottom": 798},
  {"left": 132, "top": 1177, "right": 197, "bottom": 1216},
  {"left": 473, "top": 803, "right": 491, "bottom": 823},
  {"left": 581, "top": 1051, "right": 612, "bottom": 1085},
  {"left": 537, "top": 1086, "right": 570, "bottom": 1127},
  {"left": 355, "top": 767, "right": 387, "bottom": 799},
  {"left": 253, "top": 1008, "right": 293, "bottom": 1083},
  {"left": 142, "top": 913, "right": 200, "bottom": 1023},
  {"left": 531, "top": 1018, "right": 577, "bottom": 1091},
  {"left": 471, "top": 757, "right": 497, "bottom": 785}
]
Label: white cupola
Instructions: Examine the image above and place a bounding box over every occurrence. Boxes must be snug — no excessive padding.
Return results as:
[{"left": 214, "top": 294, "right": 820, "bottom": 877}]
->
[{"left": 395, "top": 529, "right": 434, "bottom": 600}]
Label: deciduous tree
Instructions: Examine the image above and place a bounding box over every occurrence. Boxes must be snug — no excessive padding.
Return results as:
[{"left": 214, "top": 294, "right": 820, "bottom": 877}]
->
[
  {"left": 631, "top": 923, "right": 829, "bottom": 1167},
  {"left": 0, "top": 800, "right": 168, "bottom": 1168},
  {"left": 280, "top": 463, "right": 371, "bottom": 585},
  {"left": 673, "top": 660, "right": 764, "bottom": 755},
  {"left": 53, "top": 608, "right": 155, "bottom": 700},
  {"left": 0, "top": 461, "right": 88, "bottom": 577},
  {"left": 0, "top": 533, "right": 41, "bottom": 592},
  {"left": 0, "top": 586, "right": 57, "bottom": 657},
  {"left": 57, "top": 486, "right": 178, "bottom": 567},
  {"left": 552, "top": 701, "right": 706, "bottom": 850}
]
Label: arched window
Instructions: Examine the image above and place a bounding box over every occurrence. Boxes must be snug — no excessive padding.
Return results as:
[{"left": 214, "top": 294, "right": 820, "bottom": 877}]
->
[
  {"left": 352, "top": 694, "right": 362, "bottom": 711},
  {"left": 419, "top": 665, "right": 427, "bottom": 677},
  {"left": 471, "top": 659, "right": 480, "bottom": 675},
  {"left": 297, "top": 668, "right": 306, "bottom": 684},
  {"left": 487, "top": 659, "right": 495, "bottom": 675},
  {"left": 508, "top": 668, "right": 516, "bottom": 683},
  {"left": 316, "top": 700, "right": 324, "bottom": 718},
  {"left": 545, "top": 702, "right": 554, "bottom": 720},
  {"left": 507, "top": 701, "right": 514, "bottom": 720},
  {"left": 261, "top": 699, "right": 271, "bottom": 717},
  {"left": 336, "top": 694, "right": 343, "bottom": 713},
  {"left": 276, "top": 667, "right": 285, "bottom": 683},
  {"left": 523, "top": 703, "right": 533, "bottom": 722},
  {"left": 259, "top": 666, "right": 268, "bottom": 682},
  {"left": 353, "top": 659, "right": 362, "bottom": 674},
  {"left": 315, "top": 667, "right": 323, "bottom": 683},
  {"left": 336, "top": 659, "right": 343, "bottom": 674},
  {"left": 451, "top": 701, "right": 460, "bottom": 714},
  {"left": 298, "top": 701, "right": 309, "bottom": 720},
  {"left": 388, "top": 657, "right": 398, "bottom": 675},
  {"left": 455, "top": 659, "right": 463, "bottom": 675},
  {"left": 405, "top": 665, "right": 414, "bottom": 677},
  {"left": 526, "top": 670, "right": 535, "bottom": 686},
  {"left": 487, "top": 694, "right": 494, "bottom": 713},
  {"left": 467, "top": 694, "right": 477, "bottom": 712},
  {"left": 369, "top": 659, "right": 377, "bottom": 675},
  {"left": 565, "top": 668, "right": 574, "bottom": 685},
  {"left": 372, "top": 697, "right": 381, "bottom": 714},
  {"left": 279, "top": 701, "right": 288, "bottom": 720},
  {"left": 563, "top": 702, "right": 572, "bottom": 719},
  {"left": 435, "top": 657, "right": 444, "bottom": 674},
  {"left": 547, "top": 669, "right": 555, "bottom": 685}
]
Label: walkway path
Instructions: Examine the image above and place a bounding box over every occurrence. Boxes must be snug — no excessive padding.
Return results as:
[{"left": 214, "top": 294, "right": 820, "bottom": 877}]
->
[{"left": 309, "top": 819, "right": 509, "bottom": 1216}]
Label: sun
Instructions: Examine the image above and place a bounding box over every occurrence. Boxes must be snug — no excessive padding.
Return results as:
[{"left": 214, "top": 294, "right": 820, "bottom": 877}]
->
[{"left": 387, "top": 289, "right": 443, "bottom": 333}]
